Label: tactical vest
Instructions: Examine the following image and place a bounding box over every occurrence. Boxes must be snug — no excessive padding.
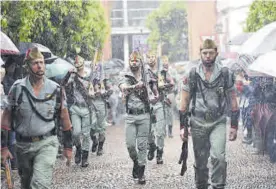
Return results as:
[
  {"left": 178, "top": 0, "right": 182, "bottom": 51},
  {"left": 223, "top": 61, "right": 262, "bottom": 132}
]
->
[{"left": 189, "top": 67, "right": 233, "bottom": 116}]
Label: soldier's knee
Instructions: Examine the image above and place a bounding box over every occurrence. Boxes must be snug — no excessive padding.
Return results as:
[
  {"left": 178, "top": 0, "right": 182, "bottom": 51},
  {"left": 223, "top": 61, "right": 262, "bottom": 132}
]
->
[
  {"left": 98, "top": 133, "right": 105, "bottom": 142},
  {"left": 137, "top": 142, "right": 147, "bottom": 152},
  {"left": 210, "top": 155, "right": 226, "bottom": 167}
]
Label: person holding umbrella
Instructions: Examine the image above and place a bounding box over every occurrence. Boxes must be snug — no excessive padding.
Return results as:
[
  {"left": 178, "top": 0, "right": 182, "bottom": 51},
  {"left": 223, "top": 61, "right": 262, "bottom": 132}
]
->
[{"left": 1, "top": 47, "right": 72, "bottom": 189}]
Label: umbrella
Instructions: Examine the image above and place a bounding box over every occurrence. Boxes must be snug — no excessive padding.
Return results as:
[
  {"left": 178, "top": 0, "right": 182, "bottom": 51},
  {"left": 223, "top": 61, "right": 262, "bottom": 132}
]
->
[
  {"left": 0, "top": 31, "right": 20, "bottom": 55},
  {"left": 240, "top": 22, "right": 276, "bottom": 56},
  {"left": 18, "top": 42, "right": 54, "bottom": 59},
  {"left": 248, "top": 51, "right": 276, "bottom": 78},
  {"left": 236, "top": 54, "right": 256, "bottom": 72},
  {"left": 228, "top": 32, "right": 253, "bottom": 46},
  {"left": 45, "top": 58, "right": 74, "bottom": 79}
]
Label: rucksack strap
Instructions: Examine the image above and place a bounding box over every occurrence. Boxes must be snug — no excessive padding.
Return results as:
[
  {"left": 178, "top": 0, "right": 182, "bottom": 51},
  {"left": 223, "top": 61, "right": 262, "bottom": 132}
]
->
[
  {"left": 18, "top": 86, "right": 60, "bottom": 122},
  {"left": 189, "top": 68, "right": 197, "bottom": 115}
]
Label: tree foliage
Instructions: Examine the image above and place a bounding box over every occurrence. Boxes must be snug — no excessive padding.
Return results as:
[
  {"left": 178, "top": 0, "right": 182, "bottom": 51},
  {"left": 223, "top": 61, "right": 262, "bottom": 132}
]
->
[
  {"left": 146, "top": 1, "right": 188, "bottom": 62},
  {"left": 1, "top": 0, "right": 109, "bottom": 60},
  {"left": 245, "top": 0, "right": 276, "bottom": 32}
]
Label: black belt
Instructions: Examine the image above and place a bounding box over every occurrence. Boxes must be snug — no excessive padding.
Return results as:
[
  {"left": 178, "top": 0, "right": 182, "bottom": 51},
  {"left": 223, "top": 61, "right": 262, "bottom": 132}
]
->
[
  {"left": 193, "top": 110, "right": 223, "bottom": 122},
  {"left": 75, "top": 102, "right": 88, "bottom": 107},
  {"left": 127, "top": 108, "right": 149, "bottom": 115},
  {"left": 16, "top": 131, "right": 55, "bottom": 143}
]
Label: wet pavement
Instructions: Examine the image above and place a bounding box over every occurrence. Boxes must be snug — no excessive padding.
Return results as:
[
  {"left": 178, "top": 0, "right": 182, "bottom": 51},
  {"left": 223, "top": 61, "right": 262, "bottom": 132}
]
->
[{"left": 5, "top": 120, "right": 276, "bottom": 189}]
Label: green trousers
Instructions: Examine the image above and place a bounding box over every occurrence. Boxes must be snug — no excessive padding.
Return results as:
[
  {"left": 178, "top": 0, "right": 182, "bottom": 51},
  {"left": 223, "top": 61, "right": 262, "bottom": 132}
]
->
[
  {"left": 125, "top": 113, "right": 150, "bottom": 166},
  {"left": 91, "top": 105, "right": 107, "bottom": 142},
  {"left": 16, "top": 136, "right": 59, "bottom": 189},
  {"left": 148, "top": 106, "right": 166, "bottom": 149},
  {"left": 191, "top": 117, "right": 227, "bottom": 189},
  {"left": 70, "top": 105, "right": 91, "bottom": 151}
]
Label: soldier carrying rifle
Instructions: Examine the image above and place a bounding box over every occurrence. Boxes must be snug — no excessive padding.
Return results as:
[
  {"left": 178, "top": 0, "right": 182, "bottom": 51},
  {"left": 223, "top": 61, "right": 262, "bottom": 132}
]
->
[
  {"left": 179, "top": 39, "right": 239, "bottom": 189},
  {"left": 118, "top": 51, "right": 158, "bottom": 184}
]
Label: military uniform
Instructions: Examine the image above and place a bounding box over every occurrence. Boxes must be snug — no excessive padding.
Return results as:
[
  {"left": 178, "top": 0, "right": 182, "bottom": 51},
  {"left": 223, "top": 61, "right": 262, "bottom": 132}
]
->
[
  {"left": 119, "top": 51, "right": 153, "bottom": 184},
  {"left": 147, "top": 66, "right": 173, "bottom": 164},
  {"left": 181, "top": 61, "right": 235, "bottom": 189},
  {"left": 90, "top": 79, "right": 113, "bottom": 156},
  {"left": 64, "top": 56, "right": 92, "bottom": 167},
  {"left": 6, "top": 76, "right": 65, "bottom": 189}
]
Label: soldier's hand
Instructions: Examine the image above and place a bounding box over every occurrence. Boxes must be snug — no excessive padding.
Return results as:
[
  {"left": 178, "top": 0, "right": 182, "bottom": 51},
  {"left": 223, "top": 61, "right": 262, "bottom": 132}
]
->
[
  {"left": 180, "top": 128, "right": 191, "bottom": 142},
  {"left": 229, "top": 128, "right": 237, "bottom": 141},
  {"left": 134, "top": 81, "right": 144, "bottom": 89},
  {"left": 63, "top": 149, "right": 72, "bottom": 166},
  {"left": 1, "top": 148, "right": 13, "bottom": 164}
]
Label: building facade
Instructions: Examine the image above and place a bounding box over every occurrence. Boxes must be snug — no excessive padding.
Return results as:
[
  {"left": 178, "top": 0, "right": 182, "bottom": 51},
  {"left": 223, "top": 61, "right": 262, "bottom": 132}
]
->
[
  {"left": 186, "top": 0, "right": 217, "bottom": 60},
  {"left": 110, "top": 0, "right": 160, "bottom": 64},
  {"left": 216, "top": 0, "right": 254, "bottom": 58}
]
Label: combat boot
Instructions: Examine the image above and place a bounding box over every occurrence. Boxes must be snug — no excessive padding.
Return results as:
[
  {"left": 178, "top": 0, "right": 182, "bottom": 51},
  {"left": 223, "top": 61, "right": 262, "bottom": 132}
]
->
[
  {"left": 132, "top": 159, "right": 139, "bottom": 179},
  {"left": 168, "top": 125, "right": 173, "bottom": 138},
  {"left": 75, "top": 145, "right": 82, "bottom": 164},
  {"left": 147, "top": 143, "right": 156, "bottom": 161},
  {"left": 137, "top": 165, "right": 146, "bottom": 185},
  {"left": 81, "top": 150, "right": 89, "bottom": 167},
  {"left": 97, "top": 141, "right": 104, "bottom": 156},
  {"left": 91, "top": 135, "right": 99, "bottom": 153},
  {"left": 156, "top": 148, "right": 164, "bottom": 164}
]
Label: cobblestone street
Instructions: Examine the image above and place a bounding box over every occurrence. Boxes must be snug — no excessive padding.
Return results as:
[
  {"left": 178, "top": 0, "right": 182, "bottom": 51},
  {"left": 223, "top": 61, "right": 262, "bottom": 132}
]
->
[{"left": 8, "top": 120, "right": 276, "bottom": 189}]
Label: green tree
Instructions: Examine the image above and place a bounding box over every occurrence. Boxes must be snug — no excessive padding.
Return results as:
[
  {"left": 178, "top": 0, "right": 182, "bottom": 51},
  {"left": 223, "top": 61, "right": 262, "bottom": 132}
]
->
[
  {"left": 1, "top": 0, "right": 109, "bottom": 60},
  {"left": 245, "top": 0, "right": 276, "bottom": 32},
  {"left": 146, "top": 1, "right": 188, "bottom": 62}
]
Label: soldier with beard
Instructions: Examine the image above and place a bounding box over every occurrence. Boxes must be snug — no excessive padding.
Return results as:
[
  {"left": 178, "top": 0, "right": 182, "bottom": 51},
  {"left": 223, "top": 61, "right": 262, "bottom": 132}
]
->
[
  {"left": 1, "top": 47, "right": 72, "bottom": 189},
  {"left": 147, "top": 51, "right": 174, "bottom": 164},
  {"left": 179, "top": 39, "right": 239, "bottom": 189},
  {"left": 63, "top": 55, "right": 93, "bottom": 167},
  {"left": 118, "top": 51, "right": 157, "bottom": 184}
]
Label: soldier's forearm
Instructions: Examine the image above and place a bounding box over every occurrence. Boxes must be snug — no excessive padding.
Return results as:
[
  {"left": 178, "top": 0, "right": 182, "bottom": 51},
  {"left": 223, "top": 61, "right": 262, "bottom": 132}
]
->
[
  {"left": 1, "top": 110, "right": 12, "bottom": 149},
  {"left": 60, "top": 108, "right": 72, "bottom": 131},
  {"left": 179, "top": 91, "right": 190, "bottom": 112},
  {"left": 230, "top": 91, "right": 240, "bottom": 129}
]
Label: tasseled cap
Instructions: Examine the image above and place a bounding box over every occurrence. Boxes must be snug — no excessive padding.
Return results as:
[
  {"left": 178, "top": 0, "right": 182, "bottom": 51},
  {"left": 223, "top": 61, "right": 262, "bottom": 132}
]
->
[
  {"left": 75, "top": 55, "right": 85, "bottom": 65},
  {"left": 129, "top": 51, "right": 142, "bottom": 61},
  {"left": 147, "top": 50, "right": 157, "bottom": 57},
  {"left": 24, "top": 47, "right": 44, "bottom": 64},
  {"left": 161, "top": 55, "right": 169, "bottom": 63},
  {"left": 200, "top": 39, "right": 217, "bottom": 51}
]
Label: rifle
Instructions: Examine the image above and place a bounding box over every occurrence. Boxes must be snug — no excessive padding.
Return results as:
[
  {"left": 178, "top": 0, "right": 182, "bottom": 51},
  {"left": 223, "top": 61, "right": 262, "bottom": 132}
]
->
[
  {"left": 5, "top": 159, "right": 14, "bottom": 189},
  {"left": 88, "top": 44, "right": 100, "bottom": 97},
  {"left": 178, "top": 127, "right": 188, "bottom": 176}
]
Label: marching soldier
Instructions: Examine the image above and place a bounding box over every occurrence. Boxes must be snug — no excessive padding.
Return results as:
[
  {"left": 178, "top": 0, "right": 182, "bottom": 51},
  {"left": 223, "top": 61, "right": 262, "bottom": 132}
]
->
[
  {"left": 179, "top": 39, "right": 239, "bottom": 189},
  {"left": 1, "top": 47, "right": 72, "bottom": 189},
  {"left": 90, "top": 68, "right": 113, "bottom": 156},
  {"left": 63, "top": 55, "right": 92, "bottom": 167},
  {"left": 147, "top": 51, "right": 174, "bottom": 164},
  {"left": 161, "top": 55, "right": 175, "bottom": 138},
  {"left": 118, "top": 51, "right": 157, "bottom": 184}
]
